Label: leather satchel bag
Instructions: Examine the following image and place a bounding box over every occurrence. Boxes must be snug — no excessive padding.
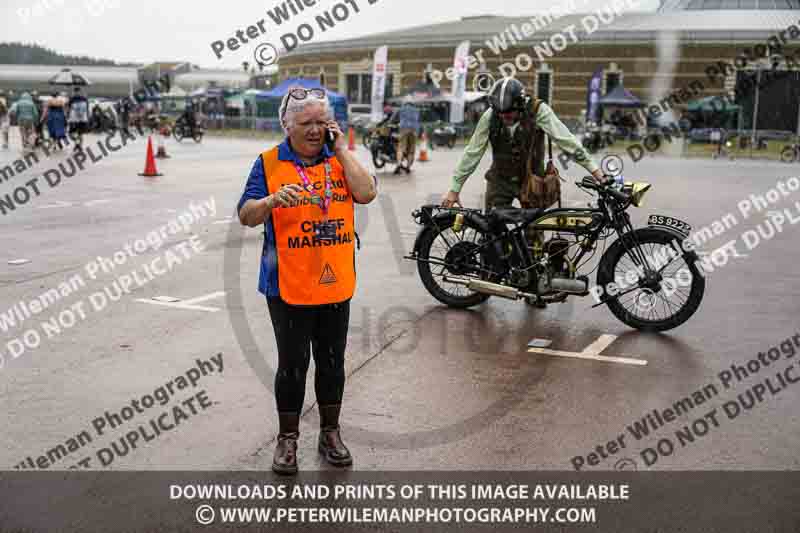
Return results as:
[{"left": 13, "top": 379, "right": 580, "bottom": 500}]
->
[{"left": 521, "top": 102, "right": 562, "bottom": 209}]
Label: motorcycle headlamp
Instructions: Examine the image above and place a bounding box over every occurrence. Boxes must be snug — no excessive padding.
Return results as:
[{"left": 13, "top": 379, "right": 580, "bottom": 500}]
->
[{"left": 624, "top": 182, "right": 652, "bottom": 207}]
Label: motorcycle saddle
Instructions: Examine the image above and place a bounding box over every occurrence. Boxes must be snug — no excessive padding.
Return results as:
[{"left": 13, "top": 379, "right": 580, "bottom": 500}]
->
[{"left": 488, "top": 207, "right": 544, "bottom": 225}]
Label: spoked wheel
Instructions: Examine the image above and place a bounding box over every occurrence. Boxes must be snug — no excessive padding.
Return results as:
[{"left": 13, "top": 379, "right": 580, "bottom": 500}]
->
[
  {"left": 416, "top": 217, "right": 491, "bottom": 308},
  {"left": 781, "top": 146, "right": 797, "bottom": 163},
  {"left": 370, "top": 141, "right": 387, "bottom": 169},
  {"left": 597, "top": 228, "right": 705, "bottom": 332}
]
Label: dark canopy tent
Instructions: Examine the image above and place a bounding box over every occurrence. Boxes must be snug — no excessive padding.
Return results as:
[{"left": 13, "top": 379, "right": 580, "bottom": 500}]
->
[
  {"left": 598, "top": 86, "right": 644, "bottom": 108},
  {"left": 255, "top": 78, "right": 348, "bottom": 131},
  {"left": 687, "top": 96, "right": 740, "bottom": 130}
]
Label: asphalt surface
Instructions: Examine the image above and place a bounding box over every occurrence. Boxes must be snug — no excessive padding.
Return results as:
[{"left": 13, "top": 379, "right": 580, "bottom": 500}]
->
[{"left": 1, "top": 130, "right": 800, "bottom": 477}]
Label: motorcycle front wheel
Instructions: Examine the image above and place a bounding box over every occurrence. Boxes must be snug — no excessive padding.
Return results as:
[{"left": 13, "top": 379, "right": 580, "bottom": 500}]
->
[
  {"left": 370, "top": 142, "right": 386, "bottom": 168},
  {"left": 173, "top": 128, "right": 185, "bottom": 143},
  {"left": 597, "top": 228, "right": 705, "bottom": 332},
  {"left": 416, "top": 216, "right": 491, "bottom": 308}
]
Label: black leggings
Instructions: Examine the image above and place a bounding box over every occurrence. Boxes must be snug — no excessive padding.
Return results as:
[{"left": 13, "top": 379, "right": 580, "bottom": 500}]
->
[{"left": 267, "top": 297, "right": 350, "bottom": 413}]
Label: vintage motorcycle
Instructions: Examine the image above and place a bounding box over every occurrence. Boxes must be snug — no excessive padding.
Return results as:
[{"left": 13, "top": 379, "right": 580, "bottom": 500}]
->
[
  {"left": 173, "top": 115, "right": 205, "bottom": 143},
  {"left": 405, "top": 177, "right": 705, "bottom": 332},
  {"left": 369, "top": 122, "right": 400, "bottom": 168}
]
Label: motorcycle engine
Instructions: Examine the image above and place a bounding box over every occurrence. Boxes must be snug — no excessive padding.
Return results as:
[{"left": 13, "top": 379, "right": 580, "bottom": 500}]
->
[
  {"left": 537, "top": 236, "right": 572, "bottom": 294},
  {"left": 544, "top": 237, "right": 571, "bottom": 276}
]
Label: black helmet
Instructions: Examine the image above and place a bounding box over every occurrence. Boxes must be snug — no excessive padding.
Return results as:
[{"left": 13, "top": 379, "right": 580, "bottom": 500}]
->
[{"left": 488, "top": 77, "right": 526, "bottom": 113}]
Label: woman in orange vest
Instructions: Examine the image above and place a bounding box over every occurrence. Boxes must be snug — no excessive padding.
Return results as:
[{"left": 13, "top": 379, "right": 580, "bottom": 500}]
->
[{"left": 238, "top": 87, "right": 377, "bottom": 475}]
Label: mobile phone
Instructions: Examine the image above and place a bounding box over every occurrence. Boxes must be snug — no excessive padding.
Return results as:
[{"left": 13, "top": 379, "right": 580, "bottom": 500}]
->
[{"left": 325, "top": 128, "right": 336, "bottom": 151}]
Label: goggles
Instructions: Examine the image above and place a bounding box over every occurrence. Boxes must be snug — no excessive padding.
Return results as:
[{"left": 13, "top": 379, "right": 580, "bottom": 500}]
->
[
  {"left": 288, "top": 88, "right": 326, "bottom": 101},
  {"left": 280, "top": 88, "right": 328, "bottom": 124}
]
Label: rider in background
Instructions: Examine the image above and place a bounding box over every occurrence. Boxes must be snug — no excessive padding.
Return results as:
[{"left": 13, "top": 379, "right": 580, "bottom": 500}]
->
[
  {"left": 396, "top": 98, "right": 420, "bottom": 174},
  {"left": 441, "top": 77, "right": 604, "bottom": 211},
  {"left": 181, "top": 98, "right": 197, "bottom": 135}
]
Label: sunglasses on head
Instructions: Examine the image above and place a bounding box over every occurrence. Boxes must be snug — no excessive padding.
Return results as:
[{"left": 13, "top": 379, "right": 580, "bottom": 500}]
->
[{"left": 288, "top": 88, "right": 326, "bottom": 101}]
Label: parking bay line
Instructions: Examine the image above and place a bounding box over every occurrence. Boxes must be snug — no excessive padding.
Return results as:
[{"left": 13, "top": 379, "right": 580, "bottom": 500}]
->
[
  {"left": 135, "top": 291, "right": 225, "bottom": 312},
  {"left": 528, "top": 334, "right": 647, "bottom": 366}
]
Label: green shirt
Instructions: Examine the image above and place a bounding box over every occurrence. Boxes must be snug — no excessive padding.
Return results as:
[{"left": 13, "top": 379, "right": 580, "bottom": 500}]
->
[{"left": 451, "top": 104, "right": 599, "bottom": 193}]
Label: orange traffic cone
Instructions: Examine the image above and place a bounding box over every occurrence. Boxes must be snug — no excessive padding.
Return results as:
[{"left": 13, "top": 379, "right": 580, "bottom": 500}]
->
[
  {"left": 418, "top": 131, "right": 430, "bottom": 162},
  {"left": 155, "top": 128, "right": 170, "bottom": 159},
  {"left": 348, "top": 127, "right": 356, "bottom": 151},
  {"left": 139, "top": 136, "right": 163, "bottom": 177}
]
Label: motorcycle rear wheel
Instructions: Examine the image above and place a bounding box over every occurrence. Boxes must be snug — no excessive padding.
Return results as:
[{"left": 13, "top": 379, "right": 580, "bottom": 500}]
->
[{"left": 416, "top": 218, "right": 491, "bottom": 308}]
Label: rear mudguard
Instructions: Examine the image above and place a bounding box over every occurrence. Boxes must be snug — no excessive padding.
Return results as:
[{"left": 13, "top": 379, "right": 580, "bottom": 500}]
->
[{"left": 411, "top": 206, "right": 490, "bottom": 254}]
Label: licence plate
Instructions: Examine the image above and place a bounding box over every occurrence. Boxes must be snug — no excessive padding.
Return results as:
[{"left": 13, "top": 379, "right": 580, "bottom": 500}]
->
[{"left": 647, "top": 214, "right": 692, "bottom": 237}]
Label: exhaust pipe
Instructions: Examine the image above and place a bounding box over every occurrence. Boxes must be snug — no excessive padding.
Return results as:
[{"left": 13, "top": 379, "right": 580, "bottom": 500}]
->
[
  {"left": 443, "top": 275, "right": 521, "bottom": 300},
  {"left": 550, "top": 277, "right": 588, "bottom": 294}
]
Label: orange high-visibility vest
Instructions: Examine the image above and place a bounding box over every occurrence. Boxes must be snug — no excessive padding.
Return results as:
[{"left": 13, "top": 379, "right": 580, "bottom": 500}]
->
[{"left": 262, "top": 146, "right": 356, "bottom": 305}]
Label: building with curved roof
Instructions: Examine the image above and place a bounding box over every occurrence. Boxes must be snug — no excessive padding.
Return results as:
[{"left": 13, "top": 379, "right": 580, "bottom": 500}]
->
[{"left": 279, "top": 2, "right": 800, "bottom": 130}]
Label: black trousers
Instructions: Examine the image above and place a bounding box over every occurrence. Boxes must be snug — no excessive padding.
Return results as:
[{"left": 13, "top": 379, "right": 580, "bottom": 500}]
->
[{"left": 267, "top": 297, "right": 350, "bottom": 414}]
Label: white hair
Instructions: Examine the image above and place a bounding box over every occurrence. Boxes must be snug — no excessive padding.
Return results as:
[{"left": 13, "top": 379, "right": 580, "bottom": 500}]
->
[{"left": 279, "top": 87, "right": 332, "bottom": 134}]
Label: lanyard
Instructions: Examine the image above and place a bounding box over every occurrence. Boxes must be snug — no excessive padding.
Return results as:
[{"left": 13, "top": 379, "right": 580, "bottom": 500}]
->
[{"left": 293, "top": 160, "right": 333, "bottom": 219}]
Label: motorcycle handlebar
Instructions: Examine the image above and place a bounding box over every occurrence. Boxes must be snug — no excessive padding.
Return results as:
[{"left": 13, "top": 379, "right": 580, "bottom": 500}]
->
[{"left": 576, "top": 176, "right": 630, "bottom": 203}]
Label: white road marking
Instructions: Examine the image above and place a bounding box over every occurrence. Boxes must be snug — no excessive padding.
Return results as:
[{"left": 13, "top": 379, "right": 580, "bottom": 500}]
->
[
  {"left": 151, "top": 296, "right": 181, "bottom": 303},
  {"left": 213, "top": 217, "right": 234, "bottom": 225},
  {"left": 8, "top": 259, "right": 31, "bottom": 265},
  {"left": 528, "top": 334, "right": 647, "bottom": 366},
  {"left": 180, "top": 291, "right": 226, "bottom": 305},
  {"left": 84, "top": 199, "right": 112, "bottom": 206},
  {"left": 37, "top": 201, "right": 73, "bottom": 209},
  {"left": 581, "top": 334, "right": 618, "bottom": 355},
  {"left": 135, "top": 291, "right": 225, "bottom": 312}
]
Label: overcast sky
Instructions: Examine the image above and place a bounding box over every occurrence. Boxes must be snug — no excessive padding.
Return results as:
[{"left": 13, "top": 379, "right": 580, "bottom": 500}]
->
[{"left": 1, "top": 0, "right": 660, "bottom": 70}]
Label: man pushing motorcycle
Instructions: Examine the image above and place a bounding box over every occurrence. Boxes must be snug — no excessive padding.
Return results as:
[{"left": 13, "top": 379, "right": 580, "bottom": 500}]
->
[{"left": 441, "top": 77, "right": 604, "bottom": 212}]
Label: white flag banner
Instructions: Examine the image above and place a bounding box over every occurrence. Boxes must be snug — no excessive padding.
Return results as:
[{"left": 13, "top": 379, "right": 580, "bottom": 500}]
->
[
  {"left": 371, "top": 45, "right": 389, "bottom": 123},
  {"left": 450, "top": 40, "right": 470, "bottom": 123}
]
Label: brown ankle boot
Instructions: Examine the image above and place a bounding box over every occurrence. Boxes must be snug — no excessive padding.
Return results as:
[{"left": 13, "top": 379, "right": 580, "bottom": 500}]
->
[
  {"left": 272, "top": 412, "right": 299, "bottom": 475},
  {"left": 318, "top": 404, "right": 353, "bottom": 467}
]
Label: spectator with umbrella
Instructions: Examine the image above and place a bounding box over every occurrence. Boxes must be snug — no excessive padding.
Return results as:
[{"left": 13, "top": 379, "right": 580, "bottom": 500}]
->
[
  {"left": 67, "top": 87, "right": 90, "bottom": 151},
  {"left": 49, "top": 68, "right": 91, "bottom": 151}
]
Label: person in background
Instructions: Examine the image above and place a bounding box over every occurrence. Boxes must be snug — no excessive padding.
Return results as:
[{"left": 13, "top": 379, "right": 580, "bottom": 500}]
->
[
  {"left": 41, "top": 92, "right": 68, "bottom": 151},
  {"left": 67, "top": 87, "right": 89, "bottom": 151},
  {"left": 118, "top": 97, "right": 133, "bottom": 135},
  {"left": 237, "top": 87, "right": 377, "bottom": 475},
  {"left": 0, "top": 91, "right": 9, "bottom": 150},
  {"left": 396, "top": 97, "right": 420, "bottom": 174},
  {"left": 30, "top": 91, "right": 45, "bottom": 147},
  {"left": 9, "top": 92, "right": 39, "bottom": 154}
]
